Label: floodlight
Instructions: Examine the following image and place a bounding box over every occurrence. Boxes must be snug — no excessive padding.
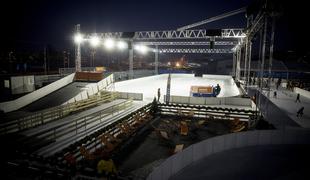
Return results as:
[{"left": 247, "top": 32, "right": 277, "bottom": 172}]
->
[
  {"left": 104, "top": 39, "right": 115, "bottom": 49},
  {"left": 135, "top": 45, "right": 148, "bottom": 54},
  {"left": 90, "top": 36, "right": 100, "bottom": 47},
  {"left": 117, "top": 41, "right": 128, "bottom": 50},
  {"left": 74, "top": 33, "right": 84, "bottom": 44}
]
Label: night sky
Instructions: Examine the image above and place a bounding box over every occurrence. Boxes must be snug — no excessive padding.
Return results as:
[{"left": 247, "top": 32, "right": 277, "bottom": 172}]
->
[{"left": 1, "top": 0, "right": 309, "bottom": 53}]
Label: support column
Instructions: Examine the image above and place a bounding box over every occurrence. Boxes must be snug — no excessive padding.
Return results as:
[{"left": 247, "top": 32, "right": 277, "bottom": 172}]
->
[
  {"left": 75, "top": 24, "right": 81, "bottom": 72},
  {"left": 44, "top": 46, "right": 47, "bottom": 75},
  {"left": 236, "top": 48, "right": 241, "bottom": 80},
  {"left": 232, "top": 52, "right": 236, "bottom": 77},
  {"left": 129, "top": 41, "right": 134, "bottom": 79},
  {"left": 155, "top": 45, "right": 159, "bottom": 75},
  {"left": 260, "top": 15, "right": 268, "bottom": 95},
  {"left": 247, "top": 42, "right": 252, "bottom": 86},
  {"left": 268, "top": 16, "right": 275, "bottom": 97},
  {"left": 243, "top": 38, "right": 248, "bottom": 83},
  {"left": 90, "top": 49, "right": 96, "bottom": 67}
]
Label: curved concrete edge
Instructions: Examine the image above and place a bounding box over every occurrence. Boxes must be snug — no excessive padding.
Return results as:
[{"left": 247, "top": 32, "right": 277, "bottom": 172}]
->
[
  {"left": 0, "top": 73, "right": 75, "bottom": 113},
  {"left": 63, "top": 74, "right": 115, "bottom": 105},
  {"left": 147, "top": 129, "right": 310, "bottom": 180}
]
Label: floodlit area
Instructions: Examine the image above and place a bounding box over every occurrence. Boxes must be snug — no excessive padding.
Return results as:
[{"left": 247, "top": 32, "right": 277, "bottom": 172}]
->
[{"left": 113, "top": 74, "right": 241, "bottom": 102}]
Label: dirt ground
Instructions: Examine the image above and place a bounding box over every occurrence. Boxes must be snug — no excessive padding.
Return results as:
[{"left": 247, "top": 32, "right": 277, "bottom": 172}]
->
[{"left": 117, "top": 116, "right": 234, "bottom": 179}]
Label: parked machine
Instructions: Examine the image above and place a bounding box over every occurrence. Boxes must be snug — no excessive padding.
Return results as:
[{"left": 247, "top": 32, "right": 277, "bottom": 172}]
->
[{"left": 190, "top": 84, "right": 221, "bottom": 97}]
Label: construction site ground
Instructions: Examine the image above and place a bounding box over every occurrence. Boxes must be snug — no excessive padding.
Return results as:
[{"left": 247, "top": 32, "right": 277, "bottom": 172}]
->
[{"left": 116, "top": 116, "right": 233, "bottom": 179}]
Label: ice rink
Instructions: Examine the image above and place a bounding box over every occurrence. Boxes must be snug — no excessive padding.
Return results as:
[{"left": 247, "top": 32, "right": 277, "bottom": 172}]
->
[{"left": 113, "top": 74, "right": 240, "bottom": 102}]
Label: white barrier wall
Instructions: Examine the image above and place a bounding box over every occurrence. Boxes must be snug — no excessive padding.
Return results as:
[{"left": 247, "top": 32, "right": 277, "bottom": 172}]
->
[
  {"left": 63, "top": 74, "right": 115, "bottom": 105},
  {"left": 164, "top": 95, "right": 252, "bottom": 108},
  {"left": 202, "top": 74, "right": 232, "bottom": 79},
  {"left": 147, "top": 129, "right": 310, "bottom": 180},
  {"left": 114, "top": 70, "right": 155, "bottom": 81},
  {"left": 11, "top": 75, "right": 35, "bottom": 94},
  {"left": 0, "top": 73, "right": 75, "bottom": 113},
  {"left": 281, "top": 82, "right": 287, "bottom": 88},
  {"left": 117, "top": 92, "right": 143, "bottom": 101},
  {"left": 294, "top": 87, "right": 310, "bottom": 99}
]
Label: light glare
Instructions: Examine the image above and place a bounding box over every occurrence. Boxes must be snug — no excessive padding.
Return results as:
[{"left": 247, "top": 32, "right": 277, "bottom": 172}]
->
[
  {"left": 135, "top": 45, "right": 148, "bottom": 54},
  {"left": 74, "top": 33, "right": 84, "bottom": 44},
  {"left": 104, "top": 39, "right": 115, "bottom": 49},
  {"left": 90, "top": 36, "right": 100, "bottom": 47},
  {"left": 117, "top": 41, "right": 127, "bottom": 50}
]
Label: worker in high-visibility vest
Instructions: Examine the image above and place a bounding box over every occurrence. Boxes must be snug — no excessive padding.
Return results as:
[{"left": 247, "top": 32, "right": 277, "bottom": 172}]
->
[{"left": 97, "top": 158, "right": 117, "bottom": 177}]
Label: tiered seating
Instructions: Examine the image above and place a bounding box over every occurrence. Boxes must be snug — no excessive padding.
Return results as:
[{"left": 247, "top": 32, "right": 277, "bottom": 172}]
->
[
  {"left": 80, "top": 145, "right": 95, "bottom": 160},
  {"left": 62, "top": 105, "right": 154, "bottom": 165}
]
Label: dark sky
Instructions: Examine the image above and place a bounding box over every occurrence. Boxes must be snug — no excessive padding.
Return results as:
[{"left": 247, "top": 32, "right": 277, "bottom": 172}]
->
[
  {"left": 1, "top": 0, "right": 251, "bottom": 47},
  {"left": 0, "top": 0, "right": 308, "bottom": 53}
]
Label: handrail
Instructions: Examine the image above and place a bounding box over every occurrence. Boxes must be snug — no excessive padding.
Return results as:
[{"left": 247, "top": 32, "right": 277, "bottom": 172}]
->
[
  {"left": 26, "top": 99, "right": 133, "bottom": 143},
  {"left": 56, "top": 103, "right": 153, "bottom": 162},
  {"left": 0, "top": 91, "right": 118, "bottom": 135},
  {"left": 159, "top": 103, "right": 256, "bottom": 121}
]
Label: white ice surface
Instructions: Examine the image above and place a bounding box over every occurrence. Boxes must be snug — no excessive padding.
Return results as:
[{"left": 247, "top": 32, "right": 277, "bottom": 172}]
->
[
  {"left": 262, "top": 85, "right": 310, "bottom": 128},
  {"left": 113, "top": 74, "right": 240, "bottom": 102}
]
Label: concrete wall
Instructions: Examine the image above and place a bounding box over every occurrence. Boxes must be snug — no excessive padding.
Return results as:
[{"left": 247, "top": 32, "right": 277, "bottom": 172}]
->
[
  {"left": 165, "top": 95, "right": 252, "bottom": 108},
  {"left": 0, "top": 73, "right": 75, "bottom": 113},
  {"left": 294, "top": 87, "right": 310, "bottom": 99},
  {"left": 147, "top": 129, "right": 310, "bottom": 180}
]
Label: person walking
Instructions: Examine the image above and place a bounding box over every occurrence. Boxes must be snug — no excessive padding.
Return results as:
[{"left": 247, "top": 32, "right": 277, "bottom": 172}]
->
[
  {"left": 297, "top": 107, "right": 304, "bottom": 118},
  {"left": 273, "top": 91, "right": 277, "bottom": 98},
  {"left": 295, "top": 93, "right": 301, "bottom": 103},
  {"left": 157, "top": 88, "right": 161, "bottom": 102}
]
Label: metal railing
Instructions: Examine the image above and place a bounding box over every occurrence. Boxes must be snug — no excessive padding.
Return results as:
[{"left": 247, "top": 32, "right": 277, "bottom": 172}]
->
[
  {"left": 0, "top": 91, "right": 118, "bottom": 135},
  {"left": 57, "top": 103, "right": 153, "bottom": 163},
  {"left": 36, "top": 99, "right": 133, "bottom": 143},
  {"left": 159, "top": 103, "right": 256, "bottom": 122}
]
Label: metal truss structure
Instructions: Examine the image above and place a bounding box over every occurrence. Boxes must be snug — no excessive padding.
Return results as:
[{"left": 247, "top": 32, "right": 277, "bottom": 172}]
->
[
  {"left": 134, "top": 29, "right": 244, "bottom": 39},
  {"left": 85, "top": 29, "right": 244, "bottom": 40},
  {"left": 75, "top": 6, "right": 250, "bottom": 77},
  {"left": 159, "top": 48, "right": 232, "bottom": 54},
  {"left": 135, "top": 41, "right": 236, "bottom": 46}
]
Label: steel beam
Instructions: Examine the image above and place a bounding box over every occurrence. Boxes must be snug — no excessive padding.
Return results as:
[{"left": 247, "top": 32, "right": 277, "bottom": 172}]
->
[
  {"left": 134, "top": 41, "right": 236, "bottom": 46},
  {"left": 155, "top": 45, "right": 159, "bottom": 74},
  {"left": 159, "top": 48, "right": 232, "bottom": 54},
  {"left": 90, "top": 29, "right": 244, "bottom": 40}
]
